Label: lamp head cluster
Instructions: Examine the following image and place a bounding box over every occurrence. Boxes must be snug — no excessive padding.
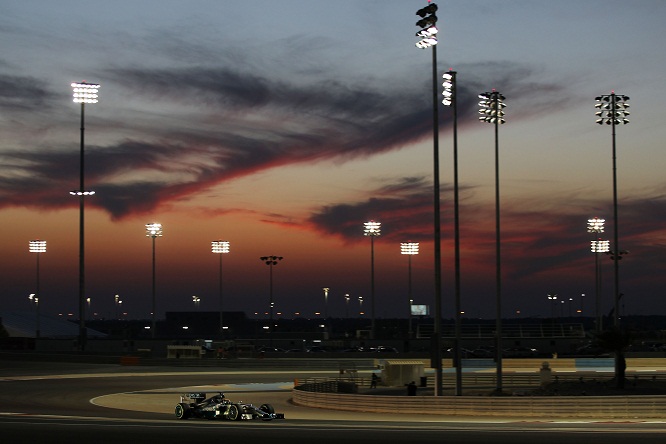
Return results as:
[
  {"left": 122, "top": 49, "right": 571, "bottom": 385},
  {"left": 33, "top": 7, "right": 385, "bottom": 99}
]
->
[
  {"left": 363, "top": 220, "right": 381, "bottom": 236},
  {"left": 587, "top": 217, "right": 605, "bottom": 233},
  {"left": 145, "top": 222, "right": 163, "bottom": 238},
  {"left": 211, "top": 240, "right": 230, "bottom": 254},
  {"left": 29, "top": 240, "right": 47, "bottom": 253},
  {"left": 442, "top": 71, "right": 455, "bottom": 106},
  {"left": 595, "top": 93, "right": 630, "bottom": 125},
  {"left": 260, "top": 255, "right": 283, "bottom": 266},
  {"left": 479, "top": 91, "right": 506, "bottom": 124},
  {"left": 591, "top": 239, "right": 610, "bottom": 253},
  {"left": 415, "top": 3, "right": 438, "bottom": 49},
  {"left": 401, "top": 242, "right": 420, "bottom": 255},
  {"left": 69, "top": 190, "right": 95, "bottom": 196},
  {"left": 71, "top": 82, "right": 100, "bottom": 104}
]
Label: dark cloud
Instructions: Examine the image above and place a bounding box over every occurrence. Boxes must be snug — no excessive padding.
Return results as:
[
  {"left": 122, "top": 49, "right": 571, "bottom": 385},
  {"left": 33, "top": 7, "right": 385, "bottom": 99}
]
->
[
  {"left": 0, "top": 62, "right": 569, "bottom": 218},
  {"left": 306, "top": 177, "right": 666, "bottom": 292},
  {"left": 0, "top": 73, "right": 55, "bottom": 111},
  {"left": 308, "top": 176, "right": 436, "bottom": 242}
]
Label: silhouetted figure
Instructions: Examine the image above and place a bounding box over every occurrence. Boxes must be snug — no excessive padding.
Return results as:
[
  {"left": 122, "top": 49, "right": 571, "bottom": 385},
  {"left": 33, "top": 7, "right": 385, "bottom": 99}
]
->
[{"left": 370, "top": 373, "right": 378, "bottom": 388}]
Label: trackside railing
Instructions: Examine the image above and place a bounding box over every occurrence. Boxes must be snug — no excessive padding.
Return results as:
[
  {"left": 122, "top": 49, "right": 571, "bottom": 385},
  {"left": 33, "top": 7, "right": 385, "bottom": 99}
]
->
[
  {"left": 292, "top": 380, "right": 666, "bottom": 419},
  {"left": 298, "top": 371, "right": 666, "bottom": 392}
]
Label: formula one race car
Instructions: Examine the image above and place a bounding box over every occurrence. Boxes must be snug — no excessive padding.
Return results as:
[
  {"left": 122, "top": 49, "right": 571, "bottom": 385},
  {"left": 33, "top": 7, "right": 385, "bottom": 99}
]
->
[{"left": 174, "top": 392, "right": 285, "bottom": 421}]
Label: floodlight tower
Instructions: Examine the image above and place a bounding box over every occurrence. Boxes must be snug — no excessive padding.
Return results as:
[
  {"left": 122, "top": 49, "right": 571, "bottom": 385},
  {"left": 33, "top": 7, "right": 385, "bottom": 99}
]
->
[
  {"left": 479, "top": 89, "right": 506, "bottom": 393},
  {"left": 146, "top": 222, "right": 163, "bottom": 337},
  {"left": 587, "top": 217, "right": 608, "bottom": 331},
  {"left": 29, "top": 240, "right": 46, "bottom": 338},
  {"left": 71, "top": 81, "right": 99, "bottom": 351},
  {"left": 260, "top": 255, "right": 283, "bottom": 328},
  {"left": 442, "top": 69, "right": 464, "bottom": 396},
  {"left": 363, "top": 220, "right": 381, "bottom": 339},
  {"left": 400, "top": 242, "right": 419, "bottom": 338},
  {"left": 414, "top": 2, "right": 445, "bottom": 396},
  {"left": 212, "top": 240, "right": 230, "bottom": 334},
  {"left": 595, "top": 92, "right": 630, "bottom": 327}
]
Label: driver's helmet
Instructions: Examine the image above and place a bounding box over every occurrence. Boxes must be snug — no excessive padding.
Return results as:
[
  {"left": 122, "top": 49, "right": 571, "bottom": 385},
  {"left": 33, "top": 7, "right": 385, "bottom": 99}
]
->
[{"left": 212, "top": 394, "right": 225, "bottom": 403}]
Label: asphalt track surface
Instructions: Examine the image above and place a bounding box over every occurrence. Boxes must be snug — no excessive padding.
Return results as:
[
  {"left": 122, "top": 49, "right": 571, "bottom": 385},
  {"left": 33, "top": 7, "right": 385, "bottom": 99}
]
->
[{"left": 1, "top": 361, "right": 666, "bottom": 444}]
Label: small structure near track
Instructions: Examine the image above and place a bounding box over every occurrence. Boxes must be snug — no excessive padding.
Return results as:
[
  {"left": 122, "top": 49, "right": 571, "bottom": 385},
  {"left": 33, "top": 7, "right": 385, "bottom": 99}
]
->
[{"left": 380, "top": 360, "right": 425, "bottom": 387}]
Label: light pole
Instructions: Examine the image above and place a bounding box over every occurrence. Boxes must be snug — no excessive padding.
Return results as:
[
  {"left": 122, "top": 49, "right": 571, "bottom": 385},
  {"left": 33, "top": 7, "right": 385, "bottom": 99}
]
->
[
  {"left": 192, "top": 295, "right": 201, "bottom": 311},
  {"left": 322, "top": 287, "right": 330, "bottom": 336},
  {"left": 322, "top": 287, "right": 330, "bottom": 319},
  {"left": 363, "top": 220, "right": 381, "bottom": 340},
  {"left": 28, "top": 240, "right": 46, "bottom": 338},
  {"left": 212, "top": 240, "right": 230, "bottom": 335},
  {"left": 415, "top": 1, "right": 444, "bottom": 397},
  {"left": 588, "top": 217, "right": 608, "bottom": 331},
  {"left": 568, "top": 297, "right": 574, "bottom": 318},
  {"left": 443, "top": 69, "right": 463, "bottom": 396},
  {"left": 547, "top": 294, "right": 558, "bottom": 319},
  {"left": 145, "top": 222, "right": 163, "bottom": 337},
  {"left": 595, "top": 92, "right": 629, "bottom": 327},
  {"left": 70, "top": 81, "right": 99, "bottom": 351},
  {"left": 260, "top": 255, "right": 283, "bottom": 329},
  {"left": 400, "top": 242, "right": 419, "bottom": 339},
  {"left": 344, "top": 293, "right": 350, "bottom": 319},
  {"left": 28, "top": 294, "right": 39, "bottom": 337},
  {"left": 114, "top": 294, "right": 121, "bottom": 320},
  {"left": 479, "top": 89, "right": 506, "bottom": 393},
  {"left": 358, "top": 295, "right": 363, "bottom": 317}
]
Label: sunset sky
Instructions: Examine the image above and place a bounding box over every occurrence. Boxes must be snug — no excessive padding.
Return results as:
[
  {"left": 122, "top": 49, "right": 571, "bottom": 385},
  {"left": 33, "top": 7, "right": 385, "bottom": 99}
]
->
[{"left": 1, "top": 0, "right": 664, "bottom": 323}]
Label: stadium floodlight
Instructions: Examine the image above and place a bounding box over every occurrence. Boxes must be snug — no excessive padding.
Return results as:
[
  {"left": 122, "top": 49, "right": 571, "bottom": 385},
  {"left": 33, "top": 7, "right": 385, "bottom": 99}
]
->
[
  {"left": 594, "top": 92, "right": 630, "bottom": 328},
  {"left": 71, "top": 81, "right": 100, "bottom": 351},
  {"left": 415, "top": 3, "right": 438, "bottom": 49}
]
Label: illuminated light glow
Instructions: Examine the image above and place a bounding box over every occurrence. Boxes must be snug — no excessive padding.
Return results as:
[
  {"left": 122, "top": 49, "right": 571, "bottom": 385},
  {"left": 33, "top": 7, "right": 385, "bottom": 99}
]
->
[
  {"left": 416, "top": 26, "right": 438, "bottom": 37},
  {"left": 587, "top": 217, "right": 605, "bottom": 233},
  {"left": 29, "top": 240, "right": 47, "bottom": 253},
  {"left": 415, "top": 37, "right": 438, "bottom": 49},
  {"left": 363, "top": 220, "right": 381, "bottom": 236},
  {"left": 211, "top": 240, "right": 230, "bottom": 254},
  {"left": 145, "top": 222, "right": 163, "bottom": 237},
  {"left": 442, "top": 71, "right": 454, "bottom": 107},
  {"left": 71, "top": 82, "right": 100, "bottom": 104},
  {"left": 400, "top": 242, "right": 420, "bottom": 255},
  {"left": 415, "top": 3, "right": 438, "bottom": 49},
  {"left": 591, "top": 239, "right": 610, "bottom": 253},
  {"left": 69, "top": 190, "right": 95, "bottom": 196}
]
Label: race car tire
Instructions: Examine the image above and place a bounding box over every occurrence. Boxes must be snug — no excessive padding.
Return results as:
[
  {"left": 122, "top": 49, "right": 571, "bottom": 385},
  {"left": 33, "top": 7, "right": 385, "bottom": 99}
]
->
[
  {"left": 175, "top": 403, "right": 191, "bottom": 420},
  {"left": 260, "top": 404, "right": 275, "bottom": 414},
  {"left": 227, "top": 404, "right": 240, "bottom": 421}
]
